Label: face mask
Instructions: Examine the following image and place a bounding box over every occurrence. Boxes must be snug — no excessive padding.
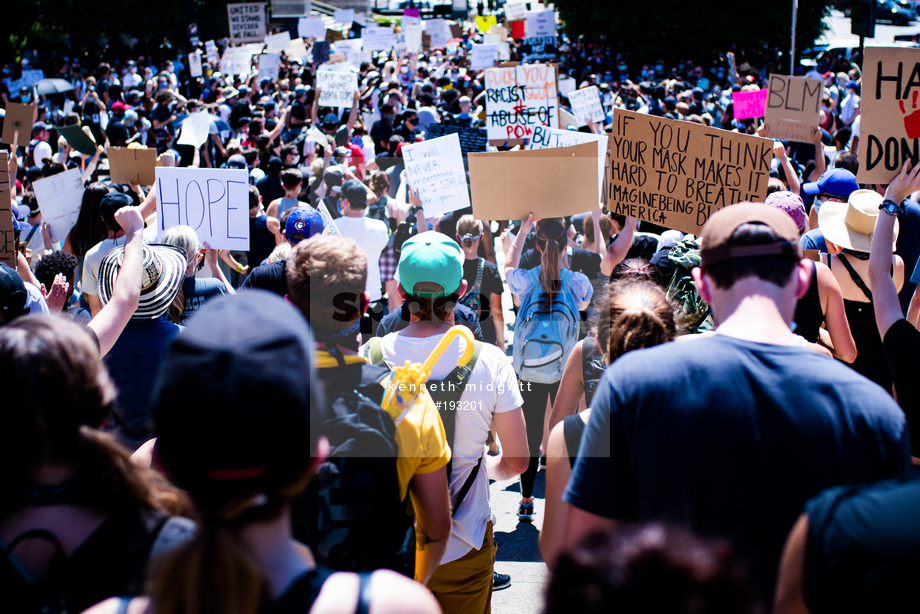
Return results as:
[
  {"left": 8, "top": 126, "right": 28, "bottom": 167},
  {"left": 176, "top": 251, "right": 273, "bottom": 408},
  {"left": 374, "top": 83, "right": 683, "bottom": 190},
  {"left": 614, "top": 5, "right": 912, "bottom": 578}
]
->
[
  {"left": 400, "top": 66, "right": 409, "bottom": 74},
  {"left": 641, "top": 70, "right": 649, "bottom": 78},
  {"left": 604, "top": 74, "right": 613, "bottom": 82},
  {"left": 21, "top": 96, "right": 31, "bottom": 104},
  {"left": 129, "top": 67, "right": 136, "bottom": 73},
  {"left": 290, "top": 155, "right": 300, "bottom": 164},
  {"left": 655, "top": 64, "right": 663, "bottom": 72},
  {"left": 159, "top": 82, "right": 167, "bottom": 89},
  {"left": 619, "top": 64, "right": 628, "bottom": 73},
  {"left": 679, "top": 63, "right": 685, "bottom": 71}
]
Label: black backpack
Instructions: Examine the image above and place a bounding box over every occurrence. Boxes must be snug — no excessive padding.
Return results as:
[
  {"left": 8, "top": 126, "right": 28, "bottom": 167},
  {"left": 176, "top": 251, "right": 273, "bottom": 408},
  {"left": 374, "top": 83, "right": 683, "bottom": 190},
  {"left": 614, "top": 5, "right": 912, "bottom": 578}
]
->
[
  {"left": 366, "top": 338, "right": 484, "bottom": 516},
  {"left": 293, "top": 354, "right": 415, "bottom": 577},
  {"left": 0, "top": 511, "right": 192, "bottom": 614}
]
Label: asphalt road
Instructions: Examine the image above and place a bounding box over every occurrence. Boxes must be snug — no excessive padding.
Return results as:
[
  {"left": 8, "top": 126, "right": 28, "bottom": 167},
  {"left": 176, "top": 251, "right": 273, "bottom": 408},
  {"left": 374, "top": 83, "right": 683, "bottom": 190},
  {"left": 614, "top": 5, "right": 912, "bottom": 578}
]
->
[{"left": 821, "top": 7, "right": 920, "bottom": 46}]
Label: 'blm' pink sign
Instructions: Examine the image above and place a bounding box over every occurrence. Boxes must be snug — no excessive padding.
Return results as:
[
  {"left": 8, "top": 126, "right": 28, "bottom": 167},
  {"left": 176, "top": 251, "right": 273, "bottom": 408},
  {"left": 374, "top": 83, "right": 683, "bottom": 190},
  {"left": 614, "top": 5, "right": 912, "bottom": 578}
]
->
[{"left": 732, "top": 89, "right": 768, "bottom": 120}]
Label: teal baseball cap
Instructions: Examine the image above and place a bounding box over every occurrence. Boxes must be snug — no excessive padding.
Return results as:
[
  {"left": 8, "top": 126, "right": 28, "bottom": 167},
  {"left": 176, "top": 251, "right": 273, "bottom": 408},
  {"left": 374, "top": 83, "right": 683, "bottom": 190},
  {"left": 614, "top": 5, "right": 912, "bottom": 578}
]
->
[{"left": 397, "top": 231, "right": 464, "bottom": 298}]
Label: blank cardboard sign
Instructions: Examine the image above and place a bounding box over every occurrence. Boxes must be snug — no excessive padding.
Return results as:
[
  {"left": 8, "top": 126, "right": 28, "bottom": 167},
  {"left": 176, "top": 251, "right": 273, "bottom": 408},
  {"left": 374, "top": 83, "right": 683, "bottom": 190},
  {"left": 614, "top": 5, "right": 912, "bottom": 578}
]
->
[
  {"left": 468, "top": 142, "right": 598, "bottom": 221},
  {"left": 608, "top": 109, "right": 772, "bottom": 234},
  {"left": 859, "top": 46, "right": 920, "bottom": 184},
  {"left": 764, "top": 75, "right": 822, "bottom": 143},
  {"left": 107, "top": 147, "right": 157, "bottom": 185},
  {"left": 1, "top": 103, "right": 36, "bottom": 145}
]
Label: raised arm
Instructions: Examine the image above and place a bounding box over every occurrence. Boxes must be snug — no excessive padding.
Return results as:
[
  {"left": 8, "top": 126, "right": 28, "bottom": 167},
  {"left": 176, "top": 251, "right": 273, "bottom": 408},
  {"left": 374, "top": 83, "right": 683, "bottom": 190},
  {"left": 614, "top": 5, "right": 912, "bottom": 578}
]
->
[
  {"left": 504, "top": 214, "right": 534, "bottom": 277},
  {"left": 599, "top": 216, "right": 637, "bottom": 277},
  {"left": 807, "top": 127, "right": 826, "bottom": 183}
]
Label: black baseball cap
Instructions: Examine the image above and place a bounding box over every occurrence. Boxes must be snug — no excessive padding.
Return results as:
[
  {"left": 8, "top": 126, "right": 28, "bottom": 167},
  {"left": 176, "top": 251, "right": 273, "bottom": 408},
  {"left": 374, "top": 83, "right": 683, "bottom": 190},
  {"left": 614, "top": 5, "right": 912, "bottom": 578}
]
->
[
  {"left": 153, "top": 291, "right": 326, "bottom": 492},
  {"left": 0, "top": 264, "right": 30, "bottom": 324},
  {"left": 332, "top": 179, "right": 367, "bottom": 207}
]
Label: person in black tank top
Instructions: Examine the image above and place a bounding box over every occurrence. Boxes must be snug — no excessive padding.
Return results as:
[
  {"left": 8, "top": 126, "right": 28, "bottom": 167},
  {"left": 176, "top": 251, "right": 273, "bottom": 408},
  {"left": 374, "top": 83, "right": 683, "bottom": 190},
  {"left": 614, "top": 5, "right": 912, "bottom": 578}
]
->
[
  {"left": 246, "top": 185, "right": 282, "bottom": 269},
  {"left": 793, "top": 261, "right": 823, "bottom": 343}
]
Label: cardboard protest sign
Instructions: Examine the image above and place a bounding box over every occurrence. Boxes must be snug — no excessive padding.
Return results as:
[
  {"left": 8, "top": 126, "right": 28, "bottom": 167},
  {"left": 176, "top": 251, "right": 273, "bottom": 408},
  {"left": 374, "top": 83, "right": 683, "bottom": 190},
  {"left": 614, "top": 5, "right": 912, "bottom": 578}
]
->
[
  {"left": 476, "top": 16, "right": 498, "bottom": 31},
  {"left": 57, "top": 125, "right": 98, "bottom": 156},
  {"left": 189, "top": 52, "right": 203, "bottom": 77},
  {"left": 364, "top": 26, "right": 395, "bottom": 51},
  {"left": 313, "top": 41, "right": 330, "bottom": 64},
  {"left": 106, "top": 147, "right": 157, "bottom": 185},
  {"left": 219, "top": 46, "right": 256, "bottom": 74},
  {"left": 32, "top": 168, "right": 85, "bottom": 242},
  {"left": 403, "top": 134, "right": 471, "bottom": 217},
  {"left": 425, "top": 124, "right": 488, "bottom": 156},
  {"left": 519, "top": 36, "right": 556, "bottom": 63},
  {"left": 732, "top": 89, "right": 768, "bottom": 120},
  {"left": 394, "top": 33, "right": 407, "bottom": 55},
  {"left": 257, "top": 53, "right": 282, "bottom": 82},
  {"left": 156, "top": 168, "right": 250, "bottom": 250},
  {"left": 325, "top": 28, "right": 346, "bottom": 43},
  {"left": 608, "top": 109, "right": 772, "bottom": 234},
  {"left": 484, "top": 64, "right": 558, "bottom": 143},
  {"left": 317, "top": 70, "right": 358, "bottom": 108},
  {"left": 1, "top": 102, "right": 35, "bottom": 145},
  {"left": 177, "top": 112, "right": 213, "bottom": 148},
  {"left": 490, "top": 25, "right": 508, "bottom": 41},
  {"left": 449, "top": 24, "right": 462, "bottom": 39},
  {"left": 504, "top": 1, "right": 528, "bottom": 21},
  {"left": 568, "top": 86, "right": 605, "bottom": 126},
  {"left": 334, "top": 8, "right": 354, "bottom": 24},
  {"left": 526, "top": 9, "right": 556, "bottom": 37},
  {"left": 0, "top": 153, "right": 14, "bottom": 268},
  {"left": 764, "top": 75, "right": 822, "bottom": 143},
  {"left": 468, "top": 143, "right": 598, "bottom": 221},
  {"left": 426, "top": 19, "right": 449, "bottom": 49},
  {"left": 470, "top": 44, "right": 499, "bottom": 71},
  {"left": 327, "top": 53, "right": 347, "bottom": 65},
  {"left": 858, "top": 46, "right": 920, "bottom": 184},
  {"left": 227, "top": 3, "right": 266, "bottom": 44},
  {"left": 205, "top": 40, "right": 219, "bottom": 63},
  {"left": 528, "top": 125, "right": 607, "bottom": 198},
  {"left": 298, "top": 16, "right": 326, "bottom": 39},
  {"left": 264, "top": 31, "right": 291, "bottom": 53},
  {"left": 404, "top": 24, "right": 423, "bottom": 53},
  {"left": 285, "top": 37, "right": 309, "bottom": 59}
]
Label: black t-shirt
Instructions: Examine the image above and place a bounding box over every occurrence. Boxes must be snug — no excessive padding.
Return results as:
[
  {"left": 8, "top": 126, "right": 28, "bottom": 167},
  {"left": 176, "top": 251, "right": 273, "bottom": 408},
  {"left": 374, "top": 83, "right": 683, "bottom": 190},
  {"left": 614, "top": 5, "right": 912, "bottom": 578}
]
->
[
  {"left": 256, "top": 174, "right": 285, "bottom": 205},
  {"left": 375, "top": 302, "right": 483, "bottom": 342},
  {"left": 106, "top": 119, "right": 130, "bottom": 147},
  {"left": 519, "top": 247, "right": 602, "bottom": 280},
  {"left": 624, "top": 234, "right": 659, "bottom": 262},
  {"left": 461, "top": 258, "right": 503, "bottom": 345},
  {"left": 883, "top": 318, "right": 920, "bottom": 451},
  {"left": 803, "top": 473, "right": 920, "bottom": 614},
  {"left": 565, "top": 334, "right": 911, "bottom": 603},
  {"left": 241, "top": 260, "right": 287, "bottom": 296}
]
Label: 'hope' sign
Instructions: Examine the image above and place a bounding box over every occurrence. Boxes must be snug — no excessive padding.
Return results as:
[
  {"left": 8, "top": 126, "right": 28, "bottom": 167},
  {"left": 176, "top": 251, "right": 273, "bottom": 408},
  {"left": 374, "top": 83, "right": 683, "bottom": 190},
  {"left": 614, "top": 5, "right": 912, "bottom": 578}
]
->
[{"left": 155, "top": 168, "right": 251, "bottom": 251}]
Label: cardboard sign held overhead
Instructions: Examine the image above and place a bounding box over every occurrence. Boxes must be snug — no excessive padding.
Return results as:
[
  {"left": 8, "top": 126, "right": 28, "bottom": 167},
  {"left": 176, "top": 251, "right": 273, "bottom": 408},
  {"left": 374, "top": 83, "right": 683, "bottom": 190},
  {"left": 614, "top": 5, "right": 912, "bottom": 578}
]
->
[
  {"left": 316, "top": 70, "right": 358, "bottom": 108},
  {"left": 1, "top": 102, "right": 35, "bottom": 145},
  {"left": 156, "top": 167, "right": 251, "bottom": 250},
  {"left": 763, "top": 75, "right": 822, "bottom": 143},
  {"left": 607, "top": 109, "right": 772, "bottom": 234},
  {"left": 859, "top": 46, "right": 920, "bottom": 184},
  {"left": 484, "top": 64, "right": 558, "bottom": 143},
  {"left": 33, "top": 168, "right": 85, "bottom": 242},
  {"left": 227, "top": 3, "right": 266, "bottom": 44},
  {"left": 107, "top": 147, "right": 157, "bottom": 185},
  {"left": 568, "top": 86, "right": 605, "bottom": 126},
  {"left": 468, "top": 142, "right": 598, "bottom": 221},
  {"left": 57, "top": 125, "right": 98, "bottom": 156},
  {"left": 0, "top": 152, "right": 13, "bottom": 267},
  {"left": 731, "top": 89, "right": 768, "bottom": 120},
  {"left": 264, "top": 31, "right": 291, "bottom": 53},
  {"left": 528, "top": 125, "right": 607, "bottom": 198},
  {"left": 298, "top": 16, "right": 326, "bottom": 39}
]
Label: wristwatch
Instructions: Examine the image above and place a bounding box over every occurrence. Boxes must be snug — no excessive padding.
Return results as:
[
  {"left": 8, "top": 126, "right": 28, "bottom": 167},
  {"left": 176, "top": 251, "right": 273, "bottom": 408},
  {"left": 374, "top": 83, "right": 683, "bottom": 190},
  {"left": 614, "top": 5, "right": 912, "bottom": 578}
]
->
[{"left": 879, "top": 199, "right": 905, "bottom": 216}]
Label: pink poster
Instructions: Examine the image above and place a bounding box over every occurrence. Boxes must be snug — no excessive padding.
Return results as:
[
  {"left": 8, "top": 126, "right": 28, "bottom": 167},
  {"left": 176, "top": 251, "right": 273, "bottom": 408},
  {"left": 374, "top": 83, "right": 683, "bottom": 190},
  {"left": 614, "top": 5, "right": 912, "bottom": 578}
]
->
[
  {"left": 732, "top": 89, "right": 768, "bottom": 120},
  {"left": 404, "top": 8, "right": 420, "bottom": 17}
]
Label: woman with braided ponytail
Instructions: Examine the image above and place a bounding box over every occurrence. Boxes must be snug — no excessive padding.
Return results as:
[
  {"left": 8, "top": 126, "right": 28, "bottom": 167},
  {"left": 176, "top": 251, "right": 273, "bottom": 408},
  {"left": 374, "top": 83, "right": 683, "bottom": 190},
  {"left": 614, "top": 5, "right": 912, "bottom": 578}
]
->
[{"left": 540, "top": 280, "right": 678, "bottom": 567}]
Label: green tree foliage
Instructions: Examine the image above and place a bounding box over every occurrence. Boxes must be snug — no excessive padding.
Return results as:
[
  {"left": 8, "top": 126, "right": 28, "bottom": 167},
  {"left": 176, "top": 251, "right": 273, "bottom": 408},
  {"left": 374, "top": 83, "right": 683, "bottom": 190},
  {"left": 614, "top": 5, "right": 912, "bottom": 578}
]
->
[{"left": 553, "top": 0, "right": 831, "bottom": 65}]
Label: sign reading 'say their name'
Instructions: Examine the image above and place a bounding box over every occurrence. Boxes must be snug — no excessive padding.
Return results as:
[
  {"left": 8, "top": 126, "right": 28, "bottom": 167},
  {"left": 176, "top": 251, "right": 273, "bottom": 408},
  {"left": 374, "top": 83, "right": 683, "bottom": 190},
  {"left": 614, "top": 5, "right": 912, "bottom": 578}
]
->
[
  {"left": 608, "top": 109, "right": 772, "bottom": 234},
  {"left": 156, "top": 168, "right": 250, "bottom": 251},
  {"left": 859, "top": 46, "right": 920, "bottom": 184}
]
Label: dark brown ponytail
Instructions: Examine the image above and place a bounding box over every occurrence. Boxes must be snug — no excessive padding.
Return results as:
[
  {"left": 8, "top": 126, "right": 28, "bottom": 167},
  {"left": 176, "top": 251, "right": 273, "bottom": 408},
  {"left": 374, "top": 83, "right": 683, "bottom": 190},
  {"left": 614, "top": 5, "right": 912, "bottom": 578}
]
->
[
  {"left": 605, "top": 280, "right": 678, "bottom": 362},
  {"left": 537, "top": 219, "right": 567, "bottom": 310}
]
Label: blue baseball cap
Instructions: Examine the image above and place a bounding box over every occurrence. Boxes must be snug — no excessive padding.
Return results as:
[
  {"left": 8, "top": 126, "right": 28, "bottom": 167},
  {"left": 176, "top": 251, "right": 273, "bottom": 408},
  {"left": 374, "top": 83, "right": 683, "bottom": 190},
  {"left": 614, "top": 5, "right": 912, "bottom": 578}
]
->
[
  {"left": 801, "top": 168, "right": 859, "bottom": 198},
  {"left": 285, "top": 207, "right": 325, "bottom": 243},
  {"left": 397, "top": 231, "right": 464, "bottom": 297}
]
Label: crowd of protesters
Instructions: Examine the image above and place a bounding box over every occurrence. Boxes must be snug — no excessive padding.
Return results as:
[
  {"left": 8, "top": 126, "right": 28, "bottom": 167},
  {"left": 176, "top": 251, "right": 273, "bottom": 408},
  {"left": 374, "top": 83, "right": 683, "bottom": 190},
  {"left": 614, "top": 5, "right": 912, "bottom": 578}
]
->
[{"left": 4, "top": 5, "right": 920, "bottom": 614}]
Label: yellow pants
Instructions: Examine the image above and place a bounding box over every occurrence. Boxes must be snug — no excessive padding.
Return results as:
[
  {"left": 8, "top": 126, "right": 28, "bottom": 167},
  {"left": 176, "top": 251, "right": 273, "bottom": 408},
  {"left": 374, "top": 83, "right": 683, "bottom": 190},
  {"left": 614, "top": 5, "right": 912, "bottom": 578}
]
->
[{"left": 427, "top": 522, "right": 496, "bottom": 614}]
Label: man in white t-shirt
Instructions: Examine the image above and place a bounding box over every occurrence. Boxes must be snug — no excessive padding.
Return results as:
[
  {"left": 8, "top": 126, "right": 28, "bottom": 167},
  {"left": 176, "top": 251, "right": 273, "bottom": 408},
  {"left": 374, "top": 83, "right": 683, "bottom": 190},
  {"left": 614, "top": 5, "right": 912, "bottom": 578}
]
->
[
  {"left": 29, "top": 122, "right": 53, "bottom": 168},
  {"left": 82, "top": 192, "right": 156, "bottom": 316},
  {"left": 363, "top": 232, "right": 529, "bottom": 614},
  {"left": 333, "top": 177, "right": 390, "bottom": 341}
]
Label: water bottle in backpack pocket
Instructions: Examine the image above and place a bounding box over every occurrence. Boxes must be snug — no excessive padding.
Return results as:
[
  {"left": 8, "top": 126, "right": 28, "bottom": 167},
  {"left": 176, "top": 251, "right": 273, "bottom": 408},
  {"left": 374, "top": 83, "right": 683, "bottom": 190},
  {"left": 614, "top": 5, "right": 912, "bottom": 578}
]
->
[{"left": 512, "top": 268, "right": 580, "bottom": 384}]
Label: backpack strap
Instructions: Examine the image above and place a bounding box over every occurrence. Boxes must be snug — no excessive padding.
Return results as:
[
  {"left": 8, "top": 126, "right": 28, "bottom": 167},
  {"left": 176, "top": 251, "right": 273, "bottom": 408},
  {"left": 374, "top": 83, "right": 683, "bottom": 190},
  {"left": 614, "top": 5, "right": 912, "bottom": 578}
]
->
[
  {"left": 451, "top": 455, "right": 483, "bottom": 518},
  {"left": 355, "top": 571, "right": 373, "bottom": 614},
  {"left": 837, "top": 254, "right": 872, "bottom": 301},
  {"left": 365, "top": 337, "right": 385, "bottom": 367}
]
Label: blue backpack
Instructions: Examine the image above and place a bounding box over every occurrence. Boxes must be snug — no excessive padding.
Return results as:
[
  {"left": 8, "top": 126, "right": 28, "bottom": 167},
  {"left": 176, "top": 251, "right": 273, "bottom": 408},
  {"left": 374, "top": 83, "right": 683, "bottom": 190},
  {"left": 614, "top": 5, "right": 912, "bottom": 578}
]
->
[{"left": 512, "top": 268, "right": 581, "bottom": 384}]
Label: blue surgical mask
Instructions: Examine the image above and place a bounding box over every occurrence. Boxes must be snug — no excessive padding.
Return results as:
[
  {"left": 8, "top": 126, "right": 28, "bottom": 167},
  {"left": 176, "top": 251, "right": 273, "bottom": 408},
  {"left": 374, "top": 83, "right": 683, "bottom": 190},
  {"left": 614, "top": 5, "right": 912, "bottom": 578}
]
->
[
  {"left": 655, "top": 64, "right": 663, "bottom": 72},
  {"left": 21, "top": 95, "right": 31, "bottom": 104}
]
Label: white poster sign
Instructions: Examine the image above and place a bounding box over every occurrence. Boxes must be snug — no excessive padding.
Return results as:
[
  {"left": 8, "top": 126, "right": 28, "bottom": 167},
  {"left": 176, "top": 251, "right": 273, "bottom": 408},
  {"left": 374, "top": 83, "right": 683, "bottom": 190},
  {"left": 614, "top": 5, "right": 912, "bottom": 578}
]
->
[
  {"left": 285, "top": 38, "right": 309, "bottom": 59},
  {"left": 189, "top": 52, "right": 203, "bottom": 77},
  {"left": 364, "top": 26, "right": 395, "bottom": 51},
  {"left": 155, "top": 168, "right": 251, "bottom": 250},
  {"left": 568, "top": 86, "right": 605, "bottom": 126},
  {"left": 258, "top": 52, "right": 282, "bottom": 82},
  {"left": 470, "top": 44, "right": 499, "bottom": 71},
  {"left": 402, "top": 133, "right": 471, "bottom": 217},
  {"left": 298, "top": 16, "right": 326, "bottom": 39},
  {"left": 205, "top": 40, "right": 219, "bottom": 63},
  {"left": 317, "top": 70, "right": 358, "bottom": 108},
  {"left": 484, "top": 64, "right": 558, "bottom": 141},
  {"left": 504, "top": 1, "right": 528, "bottom": 21},
  {"left": 264, "top": 31, "right": 292, "bottom": 53},
  {"left": 426, "top": 19, "right": 449, "bottom": 49},
  {"left": 404, "top": 24, "right": 423, "bottom": 53},
  {"left": 219, "top": 47, "right": 256, "bottom": 74},
  {"left": 334, "top": 8, "right": 355, "bottom": 24},
  {"left": 526, "top": 9, "right": 556, "bottom": 37},
  {"left": 32, "top": 168, "right": 84, "bottom": 243},
  {"left": 227, "top": 3, "right": 266, "bottom": 44},
  {"left": 177, "top": 112, "right": 213, "bottom": 148}
]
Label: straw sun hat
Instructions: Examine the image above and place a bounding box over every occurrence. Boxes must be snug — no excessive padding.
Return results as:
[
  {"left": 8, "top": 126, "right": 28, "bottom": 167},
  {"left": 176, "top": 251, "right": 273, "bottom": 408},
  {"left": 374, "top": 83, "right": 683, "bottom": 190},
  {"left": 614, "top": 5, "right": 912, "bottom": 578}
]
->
[{"left": 817, "top": 189, "right": 899, "bottom": 253}]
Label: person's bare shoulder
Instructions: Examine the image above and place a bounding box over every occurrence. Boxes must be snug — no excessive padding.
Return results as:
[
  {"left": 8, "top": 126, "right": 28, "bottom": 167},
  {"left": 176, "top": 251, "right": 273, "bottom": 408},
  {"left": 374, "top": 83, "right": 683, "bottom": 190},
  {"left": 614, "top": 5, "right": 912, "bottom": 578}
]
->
[
  {"left": 81, "top": 596, "right": 150, "bottom": 614},
  {"left": 311, "top": 570, "right": 441, "bottom": 614}
]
